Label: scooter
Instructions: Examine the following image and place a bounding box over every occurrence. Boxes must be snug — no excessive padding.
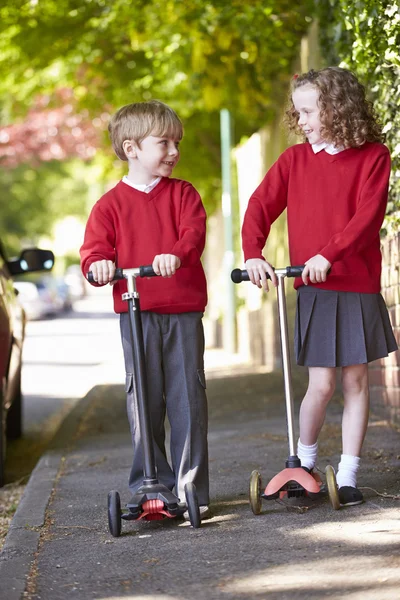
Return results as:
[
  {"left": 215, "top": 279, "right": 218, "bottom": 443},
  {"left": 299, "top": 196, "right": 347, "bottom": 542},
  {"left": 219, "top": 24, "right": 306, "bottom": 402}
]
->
[
  {"left": 231, "top": 266, "right": 341, "bottom": 512},
  {"left": 88, "top": 265, "right": 201, "bottom": 536}
]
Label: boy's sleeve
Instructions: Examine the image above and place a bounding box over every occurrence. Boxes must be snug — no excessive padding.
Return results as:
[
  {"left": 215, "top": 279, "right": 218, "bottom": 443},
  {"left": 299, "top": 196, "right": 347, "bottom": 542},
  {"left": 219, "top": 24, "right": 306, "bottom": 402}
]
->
[
  {"left": 170, "top": 183, "right": 206, "bottom": 267},
  {"left": 242, "top": 152, "right": 290, "bottom": 261},
  {"left": 319, "top": 147, "right": 390, "bottom": 264},
  {"left": 80, "top": 201, "right": 117, "bottom": 278}
]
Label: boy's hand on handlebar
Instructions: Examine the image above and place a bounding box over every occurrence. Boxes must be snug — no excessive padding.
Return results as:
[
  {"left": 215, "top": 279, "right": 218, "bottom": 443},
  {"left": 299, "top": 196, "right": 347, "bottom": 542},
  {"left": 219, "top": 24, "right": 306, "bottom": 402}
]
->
[
  {"left": 302, "top": 254, "right": 331, "bottom": 285},
  {"left": 89, "top": 260, "right": 116, "bottom": 285},
  {"left": 245, "top": 258, "right": 277, "bottom": 291},
  {"left": 152, "top": 254, "right": 181, "bottom": 277}
]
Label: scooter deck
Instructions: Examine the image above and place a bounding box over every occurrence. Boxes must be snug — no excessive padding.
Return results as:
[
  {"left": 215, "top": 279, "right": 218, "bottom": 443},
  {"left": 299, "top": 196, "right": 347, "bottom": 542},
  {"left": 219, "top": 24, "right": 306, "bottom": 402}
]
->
[
  {"left": 264, "top": 467, "right": 322, "bottom": 497},
  {"left": 122, "top": 499, "right": 186, "bottom": 522},
  {"left": 124, "top": 482, "right": 183, "bottom": 521}
]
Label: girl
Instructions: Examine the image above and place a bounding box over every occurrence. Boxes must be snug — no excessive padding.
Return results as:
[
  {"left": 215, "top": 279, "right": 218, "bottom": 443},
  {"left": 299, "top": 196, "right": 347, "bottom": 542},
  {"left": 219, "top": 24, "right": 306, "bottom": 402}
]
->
[{"left": 242, "top": 67, "right": 398, "bottom": 507}]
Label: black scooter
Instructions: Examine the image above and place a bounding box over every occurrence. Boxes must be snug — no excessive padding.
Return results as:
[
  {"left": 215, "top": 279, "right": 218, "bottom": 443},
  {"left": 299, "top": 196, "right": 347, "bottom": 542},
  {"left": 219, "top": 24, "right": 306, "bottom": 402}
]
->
[{"left": 88, "top": 265, "right": 201, "bottom": 536}]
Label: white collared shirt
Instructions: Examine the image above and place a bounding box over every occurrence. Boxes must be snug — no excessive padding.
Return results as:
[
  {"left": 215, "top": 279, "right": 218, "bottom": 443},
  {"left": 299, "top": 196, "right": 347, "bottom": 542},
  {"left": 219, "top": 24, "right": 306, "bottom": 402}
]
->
[
  {"left": 122, "top": 175, "right": 161, "bottom": 193},
  {"left": 311, "top": 141, "right": 344, "bottom": 155}
]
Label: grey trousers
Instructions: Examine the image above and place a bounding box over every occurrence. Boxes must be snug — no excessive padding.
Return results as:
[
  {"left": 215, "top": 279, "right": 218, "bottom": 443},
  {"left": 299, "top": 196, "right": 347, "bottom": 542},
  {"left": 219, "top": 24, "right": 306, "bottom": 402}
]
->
[{"left": 120, "top": 311, "right": 209, "bottom": 506}]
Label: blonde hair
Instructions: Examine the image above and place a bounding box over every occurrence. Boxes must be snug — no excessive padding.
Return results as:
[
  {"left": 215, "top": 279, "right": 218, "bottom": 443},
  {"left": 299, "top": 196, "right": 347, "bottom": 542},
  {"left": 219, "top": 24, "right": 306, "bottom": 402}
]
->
[
  {"left": 108, "top": 100, "right": 183, "bottom": 161},
  {"left": 285, "top": 67, "right": 383, "bottom": 148}
]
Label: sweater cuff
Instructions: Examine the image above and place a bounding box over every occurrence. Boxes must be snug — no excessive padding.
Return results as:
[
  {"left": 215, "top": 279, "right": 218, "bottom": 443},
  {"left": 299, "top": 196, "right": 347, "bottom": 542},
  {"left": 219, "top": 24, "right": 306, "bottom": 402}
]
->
[
  {"left": 243, "top": 247, "right": 265, "bottom": 263},
  {"left": 319, "top": 244, "right": 340, "bottom": 265}
]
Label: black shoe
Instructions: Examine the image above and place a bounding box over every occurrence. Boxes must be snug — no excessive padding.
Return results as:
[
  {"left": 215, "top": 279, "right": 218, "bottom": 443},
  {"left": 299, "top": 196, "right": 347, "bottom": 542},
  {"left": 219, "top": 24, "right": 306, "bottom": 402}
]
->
[
  {"left": 339, "top": 486, "right": 364, "bottom": 507},
  {"left": 301, "top": 466, "right": 312, "bottom": 474}
]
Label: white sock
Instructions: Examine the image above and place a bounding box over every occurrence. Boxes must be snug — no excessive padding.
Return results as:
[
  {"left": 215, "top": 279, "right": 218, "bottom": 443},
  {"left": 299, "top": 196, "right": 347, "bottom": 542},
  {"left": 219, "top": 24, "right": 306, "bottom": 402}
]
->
[
  {"left": 336, "top": 454, "right": 360, "bottom": 489},
  {"left": 297, "top": 439, "right": 318, "bottom": 470}
]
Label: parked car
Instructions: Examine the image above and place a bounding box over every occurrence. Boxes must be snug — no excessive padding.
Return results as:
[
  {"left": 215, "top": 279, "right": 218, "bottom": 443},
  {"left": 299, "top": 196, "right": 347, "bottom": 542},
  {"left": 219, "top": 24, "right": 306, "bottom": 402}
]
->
[
  {"left": 54, "top": 276, "right": 74, "bottom": 312},
  {"left": 14, "top": 275, "right": 72, "bottom": 320},
  {"left": 0, "top": 243, "right": 54, "bottom": 487},
  {"left": 64, "top": 264, "right": 87, "bottom": 300}
]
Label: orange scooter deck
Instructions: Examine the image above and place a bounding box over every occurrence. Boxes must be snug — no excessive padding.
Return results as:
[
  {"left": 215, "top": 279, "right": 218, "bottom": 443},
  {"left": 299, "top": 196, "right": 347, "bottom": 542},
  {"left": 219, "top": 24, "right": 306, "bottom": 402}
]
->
[{"left": 264, "top": 467, "right": 321, "bottom": 496}]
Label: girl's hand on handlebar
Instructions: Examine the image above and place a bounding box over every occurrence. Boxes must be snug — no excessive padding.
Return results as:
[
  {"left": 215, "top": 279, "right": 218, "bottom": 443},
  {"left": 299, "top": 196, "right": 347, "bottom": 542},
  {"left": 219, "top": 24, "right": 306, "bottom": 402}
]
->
[
  {"left": 89, "top": 260, "right": 116, "bottom": 285},
  {"left": 245, "top": 258, "right": 277, "bottom": 291},
  {"left": 302, "top": 254, "right": 331, "bottom": 285},
  {"left": 152, "top": 254, "right": 181, "bottom": 277}
]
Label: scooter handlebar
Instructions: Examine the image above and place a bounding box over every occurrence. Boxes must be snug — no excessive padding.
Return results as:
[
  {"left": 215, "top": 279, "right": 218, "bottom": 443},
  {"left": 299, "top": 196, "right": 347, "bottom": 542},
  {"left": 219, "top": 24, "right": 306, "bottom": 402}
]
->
[
  {"left": 231, "top": 265, "right": 304, "bottom": 283},
  {"left": 86, "top": 265, "right": 157, "bottom": 284},
  {"left": 285, "top": 266, "right": 305, "bottom": 278},
  {"left": 231, "top": 269, "right": 266, "bottom": 283},
  {"left": 139, "top": 265, "right": 157, "bottom": 278}
]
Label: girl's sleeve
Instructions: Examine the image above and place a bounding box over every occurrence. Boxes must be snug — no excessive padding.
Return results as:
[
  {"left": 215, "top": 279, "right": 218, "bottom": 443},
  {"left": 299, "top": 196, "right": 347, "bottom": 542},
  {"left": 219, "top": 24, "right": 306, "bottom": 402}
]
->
[
  {"left": 242, "top": 152, "right": 290, "bottom": 261},
  {"left": 80, "top": 201, "right": 117, "bottom": 278},
  {"left": 320, "top": 147, "right": 391, "bottom": 264},
  {"left": 171, "top": 183, "right": 206, "bottom": 267}
]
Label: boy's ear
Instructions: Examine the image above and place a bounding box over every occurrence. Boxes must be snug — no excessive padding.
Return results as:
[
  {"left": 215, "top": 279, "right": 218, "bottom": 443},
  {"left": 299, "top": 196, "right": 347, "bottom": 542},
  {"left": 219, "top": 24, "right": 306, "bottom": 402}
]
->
[{"left": 122, "top": 139, "right": 137, "bottom": 159}]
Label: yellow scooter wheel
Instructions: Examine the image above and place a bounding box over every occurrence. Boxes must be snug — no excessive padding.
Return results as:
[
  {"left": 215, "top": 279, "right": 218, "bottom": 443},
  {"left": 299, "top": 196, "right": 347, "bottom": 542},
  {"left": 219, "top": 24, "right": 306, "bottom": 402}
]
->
[
  {"left": 249, "top": 470, "right": 262, "bottom": 515},
  {"left": 325, "top": 465, "right": 341, "bottom": 510}
]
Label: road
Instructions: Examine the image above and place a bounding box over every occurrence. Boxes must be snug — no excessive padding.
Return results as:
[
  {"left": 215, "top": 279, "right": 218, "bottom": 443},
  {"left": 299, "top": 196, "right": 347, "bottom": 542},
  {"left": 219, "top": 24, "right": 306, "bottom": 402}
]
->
[{"left": 5, "top": 288, "right": 123, "bottom": 484}]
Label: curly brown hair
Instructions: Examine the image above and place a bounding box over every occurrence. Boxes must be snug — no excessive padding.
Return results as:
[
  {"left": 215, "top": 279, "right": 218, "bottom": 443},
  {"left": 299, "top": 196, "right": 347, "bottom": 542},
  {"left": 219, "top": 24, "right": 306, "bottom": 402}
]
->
[{"left": 285, "top": 67, "right": 383, "bottom": 148}]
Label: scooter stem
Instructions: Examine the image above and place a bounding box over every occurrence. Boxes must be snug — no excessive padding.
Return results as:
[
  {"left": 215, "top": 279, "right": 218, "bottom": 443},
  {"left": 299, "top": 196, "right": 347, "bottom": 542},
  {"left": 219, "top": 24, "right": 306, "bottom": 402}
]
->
[
  {"left": 124, "top": 273, "right": 157, "bottom": 482},
  {"left": 276, "top": 272, "right": 296, "bottom": 457}
]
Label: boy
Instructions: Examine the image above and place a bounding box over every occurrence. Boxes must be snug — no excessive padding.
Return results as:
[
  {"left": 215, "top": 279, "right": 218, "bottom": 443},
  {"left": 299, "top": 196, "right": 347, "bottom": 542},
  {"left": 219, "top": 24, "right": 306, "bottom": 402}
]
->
[{"left": 80, "top": 100, "right": 209, "bottom": 518}]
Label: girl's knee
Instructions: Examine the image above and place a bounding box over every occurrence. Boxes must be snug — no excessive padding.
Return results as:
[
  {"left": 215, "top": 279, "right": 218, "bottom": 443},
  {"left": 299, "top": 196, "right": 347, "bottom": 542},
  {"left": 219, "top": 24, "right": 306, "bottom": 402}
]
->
[
  {"left": 342, "top": 364, "right": 369, "bottom": 395},
  {"left": 307, "top": 368, "right": 336, "bottom": 401}
]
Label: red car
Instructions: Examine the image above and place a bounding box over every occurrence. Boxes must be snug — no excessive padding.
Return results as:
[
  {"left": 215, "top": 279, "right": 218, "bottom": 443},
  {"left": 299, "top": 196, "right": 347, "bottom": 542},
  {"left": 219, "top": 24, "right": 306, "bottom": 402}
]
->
[{"left": 0, "top": 243, "right": 54, "bottom": 487}]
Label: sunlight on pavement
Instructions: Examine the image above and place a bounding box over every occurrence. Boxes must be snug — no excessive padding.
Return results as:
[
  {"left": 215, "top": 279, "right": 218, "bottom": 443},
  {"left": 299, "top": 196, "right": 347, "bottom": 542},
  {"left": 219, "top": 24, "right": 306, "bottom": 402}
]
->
[
  {"left": 291, "top": 508, "right": 400, "bottom": 546},
  {"left": 223, "top": 555, "right": 400, "bottom": 596}
]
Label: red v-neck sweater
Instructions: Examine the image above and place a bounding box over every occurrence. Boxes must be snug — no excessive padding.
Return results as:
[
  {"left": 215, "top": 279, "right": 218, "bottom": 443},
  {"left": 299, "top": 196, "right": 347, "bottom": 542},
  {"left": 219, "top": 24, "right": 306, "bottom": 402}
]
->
[
  {"left": 242, "top": 142, "right": 391, "bottom": 293},
  {"left": 80, "top": 178, "right": 207, "bottom": 314}
]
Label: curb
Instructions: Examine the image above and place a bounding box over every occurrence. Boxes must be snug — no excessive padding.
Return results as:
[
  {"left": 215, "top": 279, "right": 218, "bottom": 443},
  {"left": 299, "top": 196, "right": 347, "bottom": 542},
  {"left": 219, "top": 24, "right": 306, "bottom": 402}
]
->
[{"left": 0, "top": 390, "right": 96, "bottom": 600}]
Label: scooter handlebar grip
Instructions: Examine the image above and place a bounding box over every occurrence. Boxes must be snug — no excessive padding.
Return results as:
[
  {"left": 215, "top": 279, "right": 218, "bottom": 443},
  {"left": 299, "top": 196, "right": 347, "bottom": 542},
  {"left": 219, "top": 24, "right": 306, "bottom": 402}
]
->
[
  {"left": 139, "top": 265, "right": 157, "bottom": 278},
  {"left": 86, "top": 268, "right": 125, "bottom": 283},
  {"left": 285, "top": 266, "right": 331, "bottom": 278},
  {"left": 286, "top": 265, "right": 304, "bottom": 278},
  {"left": 231, "top": 268, "right": 272, "bottom": 283},
  {"left": 113, "top": 268, "right": 125, "bottom": 280},
  {"left": 231, "top": 269, "right": 249, "bottom": 283}
]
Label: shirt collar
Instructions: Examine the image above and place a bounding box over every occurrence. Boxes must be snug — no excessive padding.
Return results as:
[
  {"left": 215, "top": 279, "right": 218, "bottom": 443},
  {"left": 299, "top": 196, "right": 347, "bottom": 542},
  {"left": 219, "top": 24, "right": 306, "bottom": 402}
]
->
[
  {"left": 122, "top": 175, "right": 161, "bottom": 193},
  {"left": 311, "top": 141, "right": 344, "bottom": 155}
]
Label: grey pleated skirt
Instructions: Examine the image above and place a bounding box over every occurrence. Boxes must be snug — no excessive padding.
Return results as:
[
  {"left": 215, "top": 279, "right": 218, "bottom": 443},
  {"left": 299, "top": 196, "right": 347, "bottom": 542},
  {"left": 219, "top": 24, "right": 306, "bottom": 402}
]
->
[{"left": 294, "top": 286, "right": 398, "bottom": 367}]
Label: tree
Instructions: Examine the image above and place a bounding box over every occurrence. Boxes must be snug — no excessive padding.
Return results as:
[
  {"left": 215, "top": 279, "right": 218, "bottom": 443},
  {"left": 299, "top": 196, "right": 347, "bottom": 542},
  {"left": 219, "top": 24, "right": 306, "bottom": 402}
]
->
[
  {"left": 317, "top": 0, "right": 400, "bottom": 232},
  {"left": 0, "top": 89, "right": 103, "bottom": 167},
  {"left": 0, "top": 1, "right": 314, "bottom": 125},
  {"left": 0, "top": 160, "right": 94, "bottom": 256},
  {"left": 0, "top": 0, "right": 315, "bottom": 247}
]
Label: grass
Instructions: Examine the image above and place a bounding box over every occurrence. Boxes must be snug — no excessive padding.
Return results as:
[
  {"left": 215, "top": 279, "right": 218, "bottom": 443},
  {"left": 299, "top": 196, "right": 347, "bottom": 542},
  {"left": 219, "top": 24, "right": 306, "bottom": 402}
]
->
[{"left": 0, "top": 482, "right": 25, "bottom": 550}]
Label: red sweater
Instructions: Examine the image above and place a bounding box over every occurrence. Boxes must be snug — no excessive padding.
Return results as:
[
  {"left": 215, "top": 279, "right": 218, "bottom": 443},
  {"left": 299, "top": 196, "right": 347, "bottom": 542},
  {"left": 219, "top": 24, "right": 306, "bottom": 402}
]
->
[
  {"left": 80, "top": 178, "right": 207, "bottom": 314},
  {"left": 242, "top": 142, "right": 391, "bottom": 293}
]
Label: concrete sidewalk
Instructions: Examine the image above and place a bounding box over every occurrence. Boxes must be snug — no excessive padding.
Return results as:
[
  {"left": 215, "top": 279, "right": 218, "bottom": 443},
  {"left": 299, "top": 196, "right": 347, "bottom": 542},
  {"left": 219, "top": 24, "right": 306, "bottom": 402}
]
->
[{"left": 1, "top": 362, "right": 399, "bottom": 600}]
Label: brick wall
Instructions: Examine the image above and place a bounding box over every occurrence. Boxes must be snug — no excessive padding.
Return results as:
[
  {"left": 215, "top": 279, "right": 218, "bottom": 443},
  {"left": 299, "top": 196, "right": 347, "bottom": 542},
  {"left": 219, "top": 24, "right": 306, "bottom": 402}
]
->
[{"left": 369, "top": 233, "right": 400, "bottom": 424}]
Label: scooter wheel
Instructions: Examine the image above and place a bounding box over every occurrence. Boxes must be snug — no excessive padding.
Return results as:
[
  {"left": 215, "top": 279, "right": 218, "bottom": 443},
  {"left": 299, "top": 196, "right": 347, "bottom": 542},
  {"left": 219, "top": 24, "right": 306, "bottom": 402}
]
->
[
  {"left": 249, "top": 470, "right": 262, "bottom": 515},
  {"left": 184, "top": 482, "right": 201, "bottom": 529},
  {"left": 325, "top": 465, "right": 341, "bottom": 510},
  {"left": 108, "top": 490, "right": 122, "bottom": 537}
]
